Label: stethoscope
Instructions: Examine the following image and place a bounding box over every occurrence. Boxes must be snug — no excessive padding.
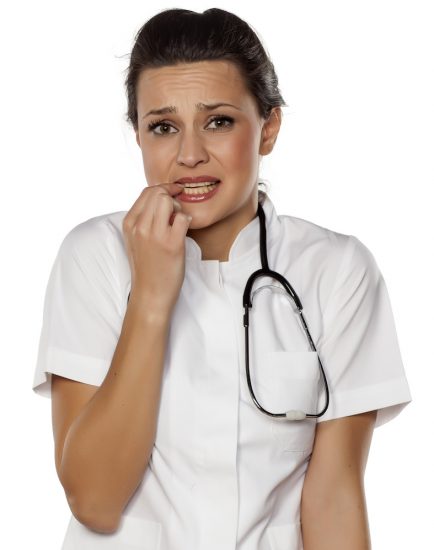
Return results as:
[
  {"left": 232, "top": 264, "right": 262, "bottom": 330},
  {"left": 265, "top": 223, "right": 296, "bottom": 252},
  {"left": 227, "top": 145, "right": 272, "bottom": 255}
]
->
[
  {"left": 126, "top": 200, "right": 330, "bottom": 421},
  {"left": 242, "top": 200, "right": 330, "bottom": 421}
]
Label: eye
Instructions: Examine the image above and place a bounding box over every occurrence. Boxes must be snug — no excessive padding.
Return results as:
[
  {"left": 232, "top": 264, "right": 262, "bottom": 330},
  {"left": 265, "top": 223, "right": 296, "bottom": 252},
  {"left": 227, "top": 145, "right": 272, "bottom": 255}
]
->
[
  {"left": 146, "top": 114, "right": 235, "bottom": 136},
  {"left": 206, "top": 115, "right": 234, "bottom": 131},
  {"left": 147, "top": 119, "right": 176, "bottom": 135}
]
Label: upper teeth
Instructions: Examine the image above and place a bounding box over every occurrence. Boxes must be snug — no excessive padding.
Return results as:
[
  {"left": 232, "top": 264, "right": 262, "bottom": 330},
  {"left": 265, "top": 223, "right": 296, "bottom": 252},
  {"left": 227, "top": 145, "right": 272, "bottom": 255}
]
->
[{"left": 184, "top": 181, "right": 219, "bottom": 187}]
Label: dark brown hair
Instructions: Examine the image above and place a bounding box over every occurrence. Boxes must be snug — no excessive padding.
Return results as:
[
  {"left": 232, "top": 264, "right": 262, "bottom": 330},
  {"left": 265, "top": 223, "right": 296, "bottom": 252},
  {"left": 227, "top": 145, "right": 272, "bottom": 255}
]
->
[
  {"left": 125, "top": 8, "right": 286, "bottom": 130},
  {"left": 123, "top": 7, "right": 288, "bottom": 193}
]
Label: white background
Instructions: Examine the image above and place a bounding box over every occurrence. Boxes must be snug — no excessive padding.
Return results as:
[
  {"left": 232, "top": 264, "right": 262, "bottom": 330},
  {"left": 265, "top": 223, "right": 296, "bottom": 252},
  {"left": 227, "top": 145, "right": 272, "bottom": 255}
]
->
[{"left": 1, "top": 0, "right": 432, "bottom": 547}]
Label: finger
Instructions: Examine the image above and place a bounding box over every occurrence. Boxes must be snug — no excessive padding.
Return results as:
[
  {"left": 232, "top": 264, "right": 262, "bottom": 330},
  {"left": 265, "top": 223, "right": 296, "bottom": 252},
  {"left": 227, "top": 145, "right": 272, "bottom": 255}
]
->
[
  {"left": 152, "top": 193, "right": 180, "bottom": 237},
  {"left": 124, "top": 182, "right": 185, "bottom": 231},
  {"left": 170, "top": 210, "right": 193, "bottom": 247},
  {"left": 146, "top": 183, "right": 185, "bottom": 233},
  {"left": 127, "top": 182, "right": 185, "bottom": 236},
  {"left": 168, "top": 199, "right": 182, "bottom": 226},
  {"left": 172, "top": 198, "right": 182, "bottom": 213},
  {"left": 168, "top": 198, "right": 182, "bottom": 225}
]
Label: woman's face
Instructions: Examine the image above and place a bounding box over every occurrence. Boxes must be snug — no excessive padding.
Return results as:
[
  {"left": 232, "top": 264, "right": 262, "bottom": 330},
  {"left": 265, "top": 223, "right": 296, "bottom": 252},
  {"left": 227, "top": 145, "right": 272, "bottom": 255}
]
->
[{"left": 134, "top": 60, "right": 281, "bottom": 241}]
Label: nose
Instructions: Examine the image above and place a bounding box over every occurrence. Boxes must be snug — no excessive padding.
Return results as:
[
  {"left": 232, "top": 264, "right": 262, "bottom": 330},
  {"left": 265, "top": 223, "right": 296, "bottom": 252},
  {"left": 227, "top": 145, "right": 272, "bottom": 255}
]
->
[{"left": 176, "top": 127, "right": 209, "bottom": 167}]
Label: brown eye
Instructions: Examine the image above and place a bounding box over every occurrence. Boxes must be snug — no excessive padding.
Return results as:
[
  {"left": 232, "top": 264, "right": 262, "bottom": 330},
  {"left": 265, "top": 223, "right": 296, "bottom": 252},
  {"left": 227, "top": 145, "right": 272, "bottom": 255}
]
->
[
  {"left": 207, "top": 115, "right": 234, "bottom": 130},
  {"left": 147, "top": 120, "right": 176, "bottom": 135}
]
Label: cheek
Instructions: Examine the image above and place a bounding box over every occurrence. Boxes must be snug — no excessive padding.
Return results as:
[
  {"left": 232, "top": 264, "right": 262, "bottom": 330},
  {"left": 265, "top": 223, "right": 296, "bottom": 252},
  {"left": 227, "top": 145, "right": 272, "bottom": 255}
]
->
[
  {"left": 215, "top": 133, "right": 258, "bottom": 172},
  {"left": 227, "top": 135, "right": 258, "bottom": 174},
  {"left": 140, "top": 140, "right": 171, "bottom": 183}
]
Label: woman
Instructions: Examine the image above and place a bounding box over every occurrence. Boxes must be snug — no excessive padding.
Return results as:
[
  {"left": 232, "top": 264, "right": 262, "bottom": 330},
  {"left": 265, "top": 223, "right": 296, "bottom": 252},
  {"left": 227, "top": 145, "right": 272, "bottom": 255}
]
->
[{"left": 32, "top": 8, "right": 412, "bottom": 550}]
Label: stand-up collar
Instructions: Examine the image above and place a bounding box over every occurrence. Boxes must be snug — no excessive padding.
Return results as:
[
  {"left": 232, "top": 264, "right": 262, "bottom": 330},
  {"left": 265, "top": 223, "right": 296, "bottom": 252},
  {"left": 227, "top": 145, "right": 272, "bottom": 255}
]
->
[{"left": 185, "top": 192, "right": 281, "bottom": 265}]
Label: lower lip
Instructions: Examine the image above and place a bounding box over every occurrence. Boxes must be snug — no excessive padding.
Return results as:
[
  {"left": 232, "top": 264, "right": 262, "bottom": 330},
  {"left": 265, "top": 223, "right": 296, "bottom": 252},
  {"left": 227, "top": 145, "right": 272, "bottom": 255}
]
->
[{"left": 177, "top": 182, "right": 221, "bottom": 203}]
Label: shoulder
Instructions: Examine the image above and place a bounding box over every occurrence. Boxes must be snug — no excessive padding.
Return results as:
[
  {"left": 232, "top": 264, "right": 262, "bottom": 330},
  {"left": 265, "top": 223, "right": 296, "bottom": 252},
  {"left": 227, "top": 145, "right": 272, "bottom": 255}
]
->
[
  {"left": 272, "top": 213, "right": 382, "bottom": 310},
  {"left": 278, "top": 212, "right": 377, "bottom": 276},
  {"left": 60, "top": 210, "right": 128, "bottom": 260},
  {"left": 55, "top": 211, "right": 130, "bottom": 291},
  {"left": 279, "top": 212, "right": 349, "bottom": 251}
]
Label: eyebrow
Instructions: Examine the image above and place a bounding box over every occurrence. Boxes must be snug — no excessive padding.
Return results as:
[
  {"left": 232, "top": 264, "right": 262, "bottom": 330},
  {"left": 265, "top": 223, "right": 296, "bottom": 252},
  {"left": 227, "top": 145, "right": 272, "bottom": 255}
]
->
[{"left": 142, "top": 102, "right": 241, "bottom": 119}]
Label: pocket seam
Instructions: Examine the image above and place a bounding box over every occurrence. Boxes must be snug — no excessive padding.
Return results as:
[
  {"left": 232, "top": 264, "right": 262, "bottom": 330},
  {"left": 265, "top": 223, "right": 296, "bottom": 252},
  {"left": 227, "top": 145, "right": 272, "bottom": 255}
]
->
[{"left": 264, "top": 352, "right": 319, "bottom": 452}]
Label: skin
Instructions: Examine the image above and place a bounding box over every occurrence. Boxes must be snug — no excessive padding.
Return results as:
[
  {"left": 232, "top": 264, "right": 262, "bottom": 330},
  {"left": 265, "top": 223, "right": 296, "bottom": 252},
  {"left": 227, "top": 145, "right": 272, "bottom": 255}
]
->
[
  {"left": 133, "top": 59, "right": 377, "bottom": 548},
  {"left": 301, "top": 410, "right": 377, "bottom": 549},
  {"left": 50, "top": 57, "right": 378, "bottom": 544},
  {"left": 134, "top": 59, "right": 282, "bottom": 261}
]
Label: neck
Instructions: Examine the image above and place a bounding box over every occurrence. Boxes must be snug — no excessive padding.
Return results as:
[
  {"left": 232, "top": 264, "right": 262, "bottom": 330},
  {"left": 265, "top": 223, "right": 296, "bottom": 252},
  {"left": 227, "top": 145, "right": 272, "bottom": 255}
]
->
[{"left": 187, "top": 194, "right": 258, "bottom": 262}]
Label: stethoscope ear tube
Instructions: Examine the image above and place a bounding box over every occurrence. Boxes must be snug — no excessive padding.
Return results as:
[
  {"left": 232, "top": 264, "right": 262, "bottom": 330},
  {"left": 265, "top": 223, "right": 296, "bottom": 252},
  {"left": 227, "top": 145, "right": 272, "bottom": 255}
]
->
[
  {"left": 243, "top": 201, "right": 330, "bottom": 421},
  {"left": 243, "top": 268, "right": 303, "bottom": 311}
]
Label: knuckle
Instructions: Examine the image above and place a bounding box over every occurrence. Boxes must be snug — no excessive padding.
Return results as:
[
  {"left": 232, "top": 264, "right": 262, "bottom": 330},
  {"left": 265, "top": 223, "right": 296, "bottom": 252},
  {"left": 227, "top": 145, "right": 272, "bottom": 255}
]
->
[
  {"left": 154, "top": 231, "right": 174, "bottom": 251},
  {"left": 122, "top": 217, "right": 132, "bottom": 232},
  {"left": 134, "top": 223, "right": 149, "bottom": 239},
  {"left": 157, "top": 193, "right": 172, "bottom": 202}
]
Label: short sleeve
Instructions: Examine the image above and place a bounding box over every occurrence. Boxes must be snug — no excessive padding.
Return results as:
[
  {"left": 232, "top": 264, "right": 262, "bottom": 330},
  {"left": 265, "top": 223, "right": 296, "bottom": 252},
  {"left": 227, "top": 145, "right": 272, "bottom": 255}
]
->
[
  {"left": 316, "top": 235, "right": 412, "bottom": 428},
  {"left": 32, "top": 217, "right": 125, "bottom": 398}
]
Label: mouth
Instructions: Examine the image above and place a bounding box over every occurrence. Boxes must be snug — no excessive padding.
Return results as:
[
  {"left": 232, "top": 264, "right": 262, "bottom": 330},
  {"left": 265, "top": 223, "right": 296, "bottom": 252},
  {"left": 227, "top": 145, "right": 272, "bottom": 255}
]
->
[
  {"left": 184, "top": 180, "right": 220, "bottom": 189},
  {"left": 175, "top": 175, "right": 220, "bottom": 185},
  {"left": 177, "top": 180, "right": 221, "bottom": 202},
  {"left": 182, "top": 180, "right": 220, "bottom": 191}
]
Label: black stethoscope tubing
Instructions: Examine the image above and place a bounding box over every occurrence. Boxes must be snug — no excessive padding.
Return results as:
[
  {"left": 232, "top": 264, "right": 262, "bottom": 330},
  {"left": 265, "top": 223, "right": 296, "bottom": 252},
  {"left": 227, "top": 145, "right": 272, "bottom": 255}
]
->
[
  {"left": 242, "top": 201, "right": 330, "bottom": 421},
  {"left": 125, "top": 200, "right": 330, "bottom": 421}
]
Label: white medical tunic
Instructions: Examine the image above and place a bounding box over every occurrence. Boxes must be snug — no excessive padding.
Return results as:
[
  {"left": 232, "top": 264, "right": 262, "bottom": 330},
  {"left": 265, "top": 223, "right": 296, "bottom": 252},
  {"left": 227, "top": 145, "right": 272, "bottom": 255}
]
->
[{"left": 32, "top": 192, "right": 412, "bottom": 550}]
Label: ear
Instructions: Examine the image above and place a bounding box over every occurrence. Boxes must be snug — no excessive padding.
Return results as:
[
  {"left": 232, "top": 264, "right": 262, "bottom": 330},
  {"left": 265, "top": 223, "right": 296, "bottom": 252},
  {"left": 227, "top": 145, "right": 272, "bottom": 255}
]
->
[
  {"left": 259, "top": 107, "right": 282, "bottom": 156},
  {"left": 135, "top": 129, "right": 141, "bottom": 147}
]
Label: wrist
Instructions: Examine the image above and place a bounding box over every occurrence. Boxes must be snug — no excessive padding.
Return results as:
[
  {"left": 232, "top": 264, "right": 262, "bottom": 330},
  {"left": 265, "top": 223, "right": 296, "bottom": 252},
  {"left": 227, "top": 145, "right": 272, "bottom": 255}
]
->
[{"left": 126, "top": 292, "right": 173, "bottom": 326}]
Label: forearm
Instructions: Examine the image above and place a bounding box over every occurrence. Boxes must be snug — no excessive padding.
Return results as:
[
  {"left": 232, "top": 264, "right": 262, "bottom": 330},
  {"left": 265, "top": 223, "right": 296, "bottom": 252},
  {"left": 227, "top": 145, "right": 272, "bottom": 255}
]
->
[
  {"left": 59, "top": 296, "right": 171, "bottom": 531},
  {"left": 301, "top": 480, "right": 371, "bottom": 550}
]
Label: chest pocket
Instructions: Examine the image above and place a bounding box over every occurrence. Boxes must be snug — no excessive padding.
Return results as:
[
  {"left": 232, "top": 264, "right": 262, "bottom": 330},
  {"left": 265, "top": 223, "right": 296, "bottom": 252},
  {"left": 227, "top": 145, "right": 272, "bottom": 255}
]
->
[{"left": 254, "top": 350, "right": 321, "bottom": 452}]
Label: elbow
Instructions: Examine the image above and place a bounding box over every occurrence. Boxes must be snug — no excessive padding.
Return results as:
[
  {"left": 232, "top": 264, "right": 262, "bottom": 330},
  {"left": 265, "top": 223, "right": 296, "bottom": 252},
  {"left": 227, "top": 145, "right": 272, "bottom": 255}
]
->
[
  {"left": 75, "top": 509, "right": 121, "bottom": 535},
  {"left": 59, "top": 465, "right": 122, "bottom": 533},
  {"left": 65, "top": 490, "right": 121, "bottom": 534}
]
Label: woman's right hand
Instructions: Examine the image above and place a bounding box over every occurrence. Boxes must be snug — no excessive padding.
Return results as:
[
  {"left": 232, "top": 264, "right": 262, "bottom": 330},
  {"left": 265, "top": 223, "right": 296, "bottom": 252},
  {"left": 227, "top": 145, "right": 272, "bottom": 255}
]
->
[{"left": 122, "top": 182, "right": 192, "bottom": 315}]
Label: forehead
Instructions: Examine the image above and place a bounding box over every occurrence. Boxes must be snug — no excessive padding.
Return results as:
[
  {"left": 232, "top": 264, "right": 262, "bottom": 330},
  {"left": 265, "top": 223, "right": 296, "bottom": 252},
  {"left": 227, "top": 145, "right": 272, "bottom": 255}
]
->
[{"left": 136, "top": 60, "right": 250, "bottom": 104}]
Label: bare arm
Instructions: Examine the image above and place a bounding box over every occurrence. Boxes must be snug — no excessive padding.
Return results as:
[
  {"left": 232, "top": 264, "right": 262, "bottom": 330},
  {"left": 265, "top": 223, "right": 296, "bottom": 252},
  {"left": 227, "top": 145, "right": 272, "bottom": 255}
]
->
[
  {"left": 52, "top": 182, "right": 190, "bottom": 533},
  {"left": 300, "top": 409, "right": 377, "bottom": 549},
  {"left": 56, "top": 297, "right": 170, "bottom": 533}
]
